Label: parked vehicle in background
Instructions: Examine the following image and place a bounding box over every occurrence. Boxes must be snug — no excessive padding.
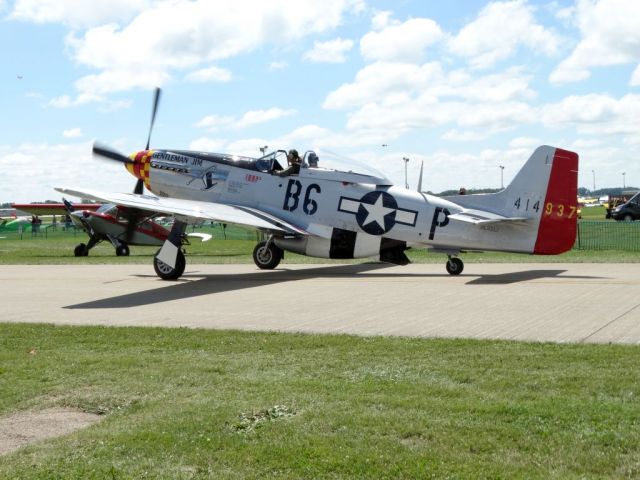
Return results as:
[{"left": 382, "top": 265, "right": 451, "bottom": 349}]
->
[{"left": 609, "top": 192, "right": 640, "bottom": 221}]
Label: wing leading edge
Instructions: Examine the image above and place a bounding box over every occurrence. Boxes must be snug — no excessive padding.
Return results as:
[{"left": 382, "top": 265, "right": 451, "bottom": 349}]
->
[{"left": 54, "top": 187, "right": 306, "bottom": 235}]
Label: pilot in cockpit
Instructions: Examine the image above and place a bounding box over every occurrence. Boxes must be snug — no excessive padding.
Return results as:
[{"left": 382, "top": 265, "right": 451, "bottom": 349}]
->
[
  {"left": 277, "top": 149, "right": 301, "bottom": 176},
  {"left": 307, "top": 152, "right": 319, "bottom": 168}
]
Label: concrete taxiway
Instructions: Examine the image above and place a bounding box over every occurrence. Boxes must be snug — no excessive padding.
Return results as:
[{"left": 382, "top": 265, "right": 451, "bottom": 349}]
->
[{"left": 1, "top": 263, "right": 639, "bottom": 344}]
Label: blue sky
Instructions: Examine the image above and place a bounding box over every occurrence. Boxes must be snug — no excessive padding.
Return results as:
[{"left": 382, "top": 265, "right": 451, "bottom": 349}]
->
[{"left": 1, "top": 0, "right": 639, "bottom": 203}]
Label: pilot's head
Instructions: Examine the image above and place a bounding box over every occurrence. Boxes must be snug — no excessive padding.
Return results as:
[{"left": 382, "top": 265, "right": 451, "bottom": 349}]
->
[{"left": 287, "top": 149, "right": 300, "bottom": 164}]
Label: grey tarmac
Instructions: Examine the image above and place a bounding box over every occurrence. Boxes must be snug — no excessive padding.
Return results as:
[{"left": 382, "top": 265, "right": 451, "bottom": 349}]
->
[{"left": 1, "top": 263, "right": 639, "bottom": 344}]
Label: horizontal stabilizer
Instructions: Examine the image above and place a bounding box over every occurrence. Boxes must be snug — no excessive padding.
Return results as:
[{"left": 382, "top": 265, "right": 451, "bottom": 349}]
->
[{"left": 448, "top": 208, "right": 531, "bottom": 225}]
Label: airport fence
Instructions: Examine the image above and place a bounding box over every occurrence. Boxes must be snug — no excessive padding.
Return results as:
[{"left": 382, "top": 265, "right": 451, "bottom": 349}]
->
[
  {"left": 3, "top": 219, "right": 640, "bottom": 251},
  {"left": 0, "top": 222, "right": 260, "bottom": 242},
  {"left": 574, "top": 221, "right": 640, "bottom": 251}
]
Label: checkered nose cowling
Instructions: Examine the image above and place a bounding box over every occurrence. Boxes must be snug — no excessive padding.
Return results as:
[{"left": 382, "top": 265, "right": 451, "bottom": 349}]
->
[{"left": 125, "top": 150, "right": 153, "bottom": 189}]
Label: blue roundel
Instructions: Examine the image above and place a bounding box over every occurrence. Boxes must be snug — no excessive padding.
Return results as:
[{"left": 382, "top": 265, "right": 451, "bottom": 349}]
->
[{"left": 355, "top": 191, "right": 398, "bottom": 235}]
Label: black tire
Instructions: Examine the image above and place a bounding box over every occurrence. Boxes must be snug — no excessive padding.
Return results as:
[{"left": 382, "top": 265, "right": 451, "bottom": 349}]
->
[
  {"left": 253, "top": 241, "right": 282, "bottom": 270},
  {"left": 115, "top": 243, "right": 130, "bottom": 256},
  {"left": 74, "top": 243, "right": 89, "bottom": 257},
  {"left": 624, "top": 214, "right": 633, "bottom": 222},
  {"left": 446, "top": 257, "right": 464, "bottom": 275},
  {"left": 153, "top": 249, "right": 186, "bottom": 280}
]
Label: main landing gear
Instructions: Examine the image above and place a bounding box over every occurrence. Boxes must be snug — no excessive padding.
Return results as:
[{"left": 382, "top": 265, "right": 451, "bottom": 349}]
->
[
  {"left": 446, "top": 256, "right": 464, "bottom": 275},
  {"left": 154, "top": 249, "right": 186, "bottom": 280},
  {"left": 73, "top": 236, "right": 130, "bottom": 257},
  {"left": 253, "top": 240, "right": 283, "bottom": 270}
]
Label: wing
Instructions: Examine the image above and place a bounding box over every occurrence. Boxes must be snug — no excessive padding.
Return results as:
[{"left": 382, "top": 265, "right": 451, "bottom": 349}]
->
[
  {"left": 55, "top": 187, "right": 307, "bottom": 235},
  {"left": 10, "top": 203, "right": 101, "bottom": 215},
  {"left": 448, "top": 208, "right": 531, "bottom": 225}
]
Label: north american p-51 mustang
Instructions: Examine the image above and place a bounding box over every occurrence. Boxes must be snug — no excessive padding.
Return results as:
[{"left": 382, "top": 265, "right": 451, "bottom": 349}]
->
[{"left": 57, "top": 88, "right": 579, "bottom": 280}]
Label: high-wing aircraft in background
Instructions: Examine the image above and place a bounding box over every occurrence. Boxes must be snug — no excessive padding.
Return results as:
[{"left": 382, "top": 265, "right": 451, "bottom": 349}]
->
[
  {"left": 12, "top": 200, "right": 209, "bottom": 256},
  {"left": 57, "top": 88, "right": 579, "bottom": 280}
]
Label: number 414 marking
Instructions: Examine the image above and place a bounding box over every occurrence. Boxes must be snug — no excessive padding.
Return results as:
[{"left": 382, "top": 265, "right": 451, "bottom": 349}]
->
[{"left": 514, "top": 197, "right": 539, "bottom": 212}]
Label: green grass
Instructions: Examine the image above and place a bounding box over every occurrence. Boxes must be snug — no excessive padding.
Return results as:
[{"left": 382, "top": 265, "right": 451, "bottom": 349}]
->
[
  {"left": 1, "top": 223, "right": 639, "bottom": 264},
  {"left": 579, "top": 205, "right": 609, "bottom": 220},
  {"left": 1, "top": 324, "right": 639, "bottom": 478}
]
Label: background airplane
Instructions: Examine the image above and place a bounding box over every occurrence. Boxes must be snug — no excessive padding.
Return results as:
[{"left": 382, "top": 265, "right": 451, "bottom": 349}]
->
[
  {"left": 12, "top": 200, "right": 210, "bottom": 256},
  {"left": 58, "top": 88, "right": 578, "bottom": 280}
]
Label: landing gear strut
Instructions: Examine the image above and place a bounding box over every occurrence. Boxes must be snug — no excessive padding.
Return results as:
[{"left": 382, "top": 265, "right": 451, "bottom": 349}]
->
[{"left": 446, "top": 256, "right": 464, "bottom": 275}]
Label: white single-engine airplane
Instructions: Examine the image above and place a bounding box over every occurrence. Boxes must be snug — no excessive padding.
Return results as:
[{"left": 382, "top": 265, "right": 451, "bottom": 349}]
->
[{"left": 57, "top": 89, "right": 579, "bottom": 280}]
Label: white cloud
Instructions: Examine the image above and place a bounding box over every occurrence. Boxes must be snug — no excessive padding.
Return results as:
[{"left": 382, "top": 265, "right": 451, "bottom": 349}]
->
[
  {"left": 540, "top": 93, "right": 640, "bottom": 140},
  {"left": 360, "top": 17, "right": 444, "bottom": 62},
  {"left": 10, "top": 0, "right": 149, "bottom": 28},
  {"left": 631, "top": 64, "right": 640, "bottom": 86},
  {"left": 48, "top": 92, "right": 103, "bottom": 108},
  {"left": 370, "top": 10, "right": 394, "bottom": 31},
  {"left": 62, "top": 0, "right": 364, "bottom": 95},
  {"left": 196, "top": 108, "right": 296, "bottom": 131},
  {"left": 195, "top": 115, "right": 235, "bottom": 130},
  {"left": 63, "top": 128, "right": 82, "bottom": 138},
  {"left": 550, "top": 0, "right": 640, "bottom": 84},
  {"left": 269, "top": 61, "right": 288, "bottom": 71},
  {"left": 236, "top": 108, "right": 296, "bottom": 128},
  {"left": 323, "top": 61, "right": 445, "bottom": 110},
  {"left": 0, "top": 142, "right": 136, "bottom": 203},
  {"left": 303, "top": 38, "right": 353, "bottom": 63},
  {"left": 442, "top": 130, "right": 488, "bottom": 142},
  {"left": 48, "top": 91, "right": 130, "bottom": 111},
  {"left": 509, "top": 136, "right": 542, "bottom": 148},
  {"left": 449, "top": 0, "right": 560, "bottom": 69},
  {"left": 185, "top": 66, "right": 232, "bottom": 83},
  {"left": 72, "top": 68, "right": 171, "bottom": 95}
]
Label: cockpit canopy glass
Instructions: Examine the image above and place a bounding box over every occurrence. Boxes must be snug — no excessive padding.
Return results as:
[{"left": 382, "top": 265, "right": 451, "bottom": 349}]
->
[{"left": 255, "top": 149, "right": 391, "bottom": 183}]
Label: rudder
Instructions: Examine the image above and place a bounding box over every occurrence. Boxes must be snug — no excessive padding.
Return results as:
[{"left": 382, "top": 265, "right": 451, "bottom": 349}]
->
[{"left": 533, "top": 148, "right": 579, "bottom": 254}]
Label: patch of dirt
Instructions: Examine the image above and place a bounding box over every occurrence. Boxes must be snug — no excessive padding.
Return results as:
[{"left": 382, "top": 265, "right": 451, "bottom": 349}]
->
[{"left": 0, "top": 407, "right": 101, "bottom": 456}]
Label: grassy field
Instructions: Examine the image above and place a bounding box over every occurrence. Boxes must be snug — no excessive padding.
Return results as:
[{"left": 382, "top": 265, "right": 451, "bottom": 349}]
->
[
  {"left": 1, "top": 323, "right": 639, "bottom": 479},
  {"left": 1, "top": 221, "right": 639, "bottom": 264}
]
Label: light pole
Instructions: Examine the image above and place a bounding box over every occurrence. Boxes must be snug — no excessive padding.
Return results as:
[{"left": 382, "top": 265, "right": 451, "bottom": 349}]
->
[
  {"left": 592, "top": 169, "right": 596, "bottom": 193},
  {"left": 623, "top": 172, "right": 626, "bottom": 189},
  {"left": 499, "top": 165, "right": 505, "bottom": 189},
  {"left": 259, "top": 145, "right": 268, "bottom": 155},
  {"left": 402, "top": 157, "right": 410, "bottom": 189}
]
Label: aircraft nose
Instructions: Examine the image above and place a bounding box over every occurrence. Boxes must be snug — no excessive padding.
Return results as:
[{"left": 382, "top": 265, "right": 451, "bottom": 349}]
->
[{"left": 126, "top": 150, "right": 153, "bottom": 186}]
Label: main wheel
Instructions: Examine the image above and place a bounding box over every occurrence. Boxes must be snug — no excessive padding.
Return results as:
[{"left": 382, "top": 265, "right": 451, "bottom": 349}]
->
[
  {"left": 446, "top": 257, "right": 464, "bottom": 275},
  {"left": 624, "top": 214, "right": 633, "bottom": 222},
  {"left": 74, "top": 243, "right": 89, "bottom": 257},
  {"left": 153, "top": 249, "right": 186, "bottom": 280},
  {"left": 253, "top": 241, "right": 282, "bottom": 270},
  {"left": 115, "top": 243, "right": 130, "bottom": 256}
]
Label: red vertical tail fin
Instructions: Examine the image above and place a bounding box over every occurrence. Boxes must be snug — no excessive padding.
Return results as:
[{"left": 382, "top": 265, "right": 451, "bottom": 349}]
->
[{"left": 533, "top": 148, "right": 579, "bottom": 255}]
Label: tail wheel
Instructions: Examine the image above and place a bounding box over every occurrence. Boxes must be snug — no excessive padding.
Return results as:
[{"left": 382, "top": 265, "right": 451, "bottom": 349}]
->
[
  {"left": 74, "top": 243, "right": 89, "bottom": 257},
  {"left": 446, "top": 257, "right": 464, "bottom": 275},
  {"left": 153, "top": 249, "right": 186, "bottom": 280},
  {"left": 115, "top": 243, "right": 130, "bottom": 256},
  {"left": 253, "top": 241, "right": 282, "bottom": 270}
]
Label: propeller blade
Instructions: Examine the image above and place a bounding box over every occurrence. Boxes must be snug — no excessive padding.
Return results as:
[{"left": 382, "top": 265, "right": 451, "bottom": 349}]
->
[
  {"left": 62, "top": 198, "right": 74, "bottom": 213},
  {"left": 133, "top": 178, "right": 144, "bottom": 195},
  {"left": 145, "top": 87, "right": 161, "bottom": 150},
  {"left": 93, "top": 142, "right": 134, "bottom": 165}
]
